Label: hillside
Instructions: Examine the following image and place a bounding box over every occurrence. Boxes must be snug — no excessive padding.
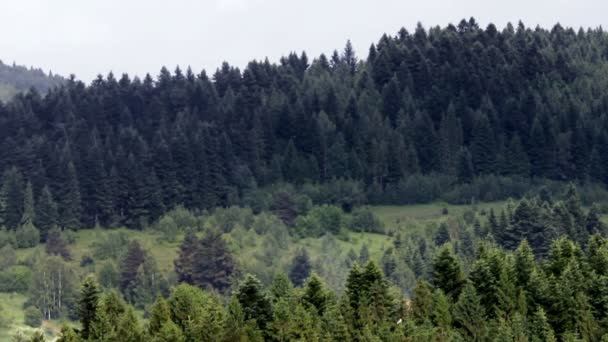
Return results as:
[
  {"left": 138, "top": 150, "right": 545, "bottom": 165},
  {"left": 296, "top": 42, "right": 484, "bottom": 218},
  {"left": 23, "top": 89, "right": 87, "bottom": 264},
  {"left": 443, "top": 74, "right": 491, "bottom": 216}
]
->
[
  {"left": 0, "top": 60, "right": 64, "bottom": 102},
  {"left": 4, "top": 18, "right": 608, "bottom": 341},
  {"left": 0, "top": 19, "right": 607, "bottom": 233}
]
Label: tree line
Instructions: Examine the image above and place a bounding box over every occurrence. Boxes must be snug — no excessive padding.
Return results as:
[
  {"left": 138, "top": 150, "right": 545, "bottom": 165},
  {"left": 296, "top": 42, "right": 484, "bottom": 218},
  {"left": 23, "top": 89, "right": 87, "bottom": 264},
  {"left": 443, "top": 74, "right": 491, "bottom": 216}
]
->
[{"left": 1, "top": 19, "right": 608, "bottom": 231}]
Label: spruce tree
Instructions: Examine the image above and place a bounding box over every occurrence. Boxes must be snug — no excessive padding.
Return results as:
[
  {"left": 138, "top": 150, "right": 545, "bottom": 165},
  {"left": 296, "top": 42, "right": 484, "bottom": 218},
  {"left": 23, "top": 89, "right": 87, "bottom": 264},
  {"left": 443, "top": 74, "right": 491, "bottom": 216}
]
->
[
  {"left": 452, "top": 284, "right": 486, "bottom": 340},
  {"left": 456, "top": 147, "right": 474, "bottom": 184},
  {"left": 1, "top": 167, "right": 24, "bottom": 230},
  {"left": 236, "top": 274, "right": 273, "bottom": 334},
  {"left": 192, "top": 228, "right": 236, "bottom": 292},
  {"left": 35, "top": 186, "right": 58, "bottom": 241},
  {"left": 431, "top": 246, "right": 465, "bottom": 301},
  {"left": 470, "top": 112, "right": 496, "bottom": 175},
  {"left": 288, "top": 248, "right": 312, "bottom": 287},
  {"left": 302, "top": 274, "right": 328, "bottom": 315},
  {"left": 119, "top": 240, "right": 146, "bottom": 301},
  {"left": 77, "top": 275, "right": 101, "bottom": 340},
  {"left": 174, "top": 229, "right": 198, "bottom": 285},
  {"left": 59, "top": 162, "right": 82, "bottom": 230}
]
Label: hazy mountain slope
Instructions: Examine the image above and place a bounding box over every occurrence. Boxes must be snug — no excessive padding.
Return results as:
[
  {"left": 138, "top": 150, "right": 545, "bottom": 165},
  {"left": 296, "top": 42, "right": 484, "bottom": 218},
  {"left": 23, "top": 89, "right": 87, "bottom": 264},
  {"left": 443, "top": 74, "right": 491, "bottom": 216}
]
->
[{"left": 0, "top": 60, "right": 64, "bottom": 101}]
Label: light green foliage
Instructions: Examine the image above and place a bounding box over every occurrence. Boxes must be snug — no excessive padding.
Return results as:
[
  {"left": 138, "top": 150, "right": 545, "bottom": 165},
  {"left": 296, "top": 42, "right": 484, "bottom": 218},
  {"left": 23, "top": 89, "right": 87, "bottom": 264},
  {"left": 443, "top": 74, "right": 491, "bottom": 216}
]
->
[
  {"left": 348, "top": 207, "right": 384, "bottom": 233},
  {"left": 154, "top": 216, "right": 179, "bottom": 243},
  {"left": 295, "top": 205, "right": 345, "bottom": 237},
  {"left": 15, "top": 224, "right": 39, "bottom": 249}
]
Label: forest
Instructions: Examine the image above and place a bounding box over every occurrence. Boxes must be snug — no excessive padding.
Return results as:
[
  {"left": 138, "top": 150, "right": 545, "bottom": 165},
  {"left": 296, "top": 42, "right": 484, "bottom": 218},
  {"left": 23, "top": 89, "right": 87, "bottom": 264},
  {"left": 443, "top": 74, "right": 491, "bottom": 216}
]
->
[
  {"left": 2, "top": 18, "right": 608, "bottom": 340},
  {"left": 0, "top": 61, "right": 64, "bottom": 102}
]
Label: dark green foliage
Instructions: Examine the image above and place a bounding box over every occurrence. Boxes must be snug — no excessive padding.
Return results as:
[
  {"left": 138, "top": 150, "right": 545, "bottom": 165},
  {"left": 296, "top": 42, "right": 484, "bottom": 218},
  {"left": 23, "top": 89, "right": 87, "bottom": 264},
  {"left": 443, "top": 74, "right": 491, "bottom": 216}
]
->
[
  {"left": 77, "top": 276, "right": 100, "bottom": 339},
  {"left": 193, "top": 228, "right": 236, "bottom": 292},
  {"left": 1, "top": 167, "right": 24, "bottom": 230},
  {"left": 119, "top": 240, "right": 146, "bottom": 300},
  {"left": 35, "top": 186, "right": 58, "bottom": 241},
  {"left": 301, "top": 274, "right": 328, "bottom": 315},
  {"left": 236, "top": 275, "right": 273, "bottom": 333},
  {"left": 434, "top": 222, "right": 450, "bottom": 246},
  {"left": 59, "top": 162, "right": 82, "bottom": 230},
  {"left": 431, "top": 246, "right": 465, "bottom": 300},
  {"left": 452, "top": 284, "right": 486, "bottom": 340},
  {"left": 288, "top": 248, "right": 311, "bottom": 287},
  {"left": 45, "top": 229, "right": 71, "bottom": 261},
  {"left": 0, "top": 20, "right": 606, "bottom": 230},
  {"left": 28, "top": 331, "right": 46, "bottom": 342},
  {"left": 23, "top": 306, "right": 42, "bottom": 328},
  {"left": 173, "top": 230, "right": 198, "bottom": 285}
]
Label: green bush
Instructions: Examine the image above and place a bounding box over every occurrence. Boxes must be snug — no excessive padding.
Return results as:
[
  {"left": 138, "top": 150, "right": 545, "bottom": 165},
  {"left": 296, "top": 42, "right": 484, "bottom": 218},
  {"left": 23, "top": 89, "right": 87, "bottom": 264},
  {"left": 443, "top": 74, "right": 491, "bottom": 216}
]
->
[
  {"left": 166, "top": 206, "right": 199, "bottom": 230},
  {"left": 295, "top": 205, "right": 344, "bottom": 237},
  {"left": 155, "top": 215, "right": 180, "bottom": 243},
  {"left": 24, "top": 306, "right": 42, "bottom": 327},
  {"left": 213, "top": 206, "right": 254, "bottom": 232},
  {"left": 0, "top": 228, "right": 16, "bottom": 248},
  {"left": 15, "top": 223, "right": 40, "bottom": 248},
  {"left": 0, "top": 266, "right": 32, "bottom": 293},
  {"left": 97, "top": 261, "right": 119, "bottom": 289},
  {"left": 348, "top": 208, "right": 384, "bottom": 233},
  {"left": 91, "top": 231, "right": 131, "bottom": 260}
]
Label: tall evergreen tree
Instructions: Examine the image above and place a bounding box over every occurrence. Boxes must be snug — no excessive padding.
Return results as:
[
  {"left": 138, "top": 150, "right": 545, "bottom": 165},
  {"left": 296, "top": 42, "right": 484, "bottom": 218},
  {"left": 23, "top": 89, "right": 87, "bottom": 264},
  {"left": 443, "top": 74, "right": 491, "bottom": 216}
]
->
[
  {"left": 77, "top": 275, "right": 101, "bottom": 340},
  {"left": 35, "top": 186, "right": 58, "bottom": 241},
  {"left": 289, "top": 248, "right": 312, "bottom": 287},
  {"left": 431, "top": 246, "right": 465, "bottom": 301}
]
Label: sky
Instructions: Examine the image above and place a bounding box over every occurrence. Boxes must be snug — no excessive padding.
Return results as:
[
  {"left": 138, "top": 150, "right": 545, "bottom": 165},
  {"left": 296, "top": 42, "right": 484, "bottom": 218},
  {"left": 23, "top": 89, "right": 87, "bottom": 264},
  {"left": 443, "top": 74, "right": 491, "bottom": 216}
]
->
[{"left": 0, "top": 0, "right": 606, "bottom": 83}]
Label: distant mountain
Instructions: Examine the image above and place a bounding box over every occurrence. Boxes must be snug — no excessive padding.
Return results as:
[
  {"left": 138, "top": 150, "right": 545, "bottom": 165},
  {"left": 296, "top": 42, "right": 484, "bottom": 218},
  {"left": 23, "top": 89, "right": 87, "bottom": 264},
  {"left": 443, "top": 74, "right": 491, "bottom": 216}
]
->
[{"left": 0, "top": 60, "right": 65, "bottom": 101}]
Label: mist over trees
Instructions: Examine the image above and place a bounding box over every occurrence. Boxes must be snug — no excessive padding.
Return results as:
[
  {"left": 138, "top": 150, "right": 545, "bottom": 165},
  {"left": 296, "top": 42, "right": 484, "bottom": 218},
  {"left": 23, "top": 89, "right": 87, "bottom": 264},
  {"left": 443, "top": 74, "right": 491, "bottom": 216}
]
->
[{"left": 0, "top": 60, "right": 64, "bottom": 102}]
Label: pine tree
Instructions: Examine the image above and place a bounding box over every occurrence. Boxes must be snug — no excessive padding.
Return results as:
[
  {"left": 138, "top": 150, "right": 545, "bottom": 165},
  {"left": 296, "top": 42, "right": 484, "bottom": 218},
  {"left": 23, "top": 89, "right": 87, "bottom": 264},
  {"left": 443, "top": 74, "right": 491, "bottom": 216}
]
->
[
  {"left": 452, "top": 284, "right": 486, "bottom": 340},
  {"left": 77, "top": 275, "right": 100, "bottom": 340},
  {"left": 119, "top": 240, "right": 146, "bottom": 301},
  {"left": 1, "top": 167, "right": 24, "bottom": 230},
  {"left": 586, "top": 204, "right": 606, "bottom": 236},
  {"left": 35, "top": 186, "right": 58, "bottom": 241},
  {"left": 192, "top": 228, "right": 236, "bottom": 292},
  {"left": 20, "top": 181, "right": 35, "bottom": 227},
  {"left": 174, "top": 230, "right": 198, "bottom": 285},
  {"left": 302, "top": 274, "right": 328, "bottom": 315},
  {"left": 470, "top": 112, "right": 496, "bottom": 174},
  {"left": 410, "top": 280, "right": 433, "bottom": 324},
  {"left": 148, "top": 296, "right": 171, "bottom": 336},
  {"left": 431, "top": 246, "right": 465, "bottom": 301},
  {"left": 236, "top": 274, "right": 273, "bottom": 334},
  {"left": 438, "top": 105, "right": 464, "bottom": 175},
  {"left": 434, "top": 222, "right": 451, "bottom": 246},
  {"left": 59, "top": 162, "right": 82, "bottom": 230},
  {"left": 456, "top": 147, "right": 474, "bottom": 184},
  {"left": 288, "top": 248, "right": 311, "bottom": 287}
]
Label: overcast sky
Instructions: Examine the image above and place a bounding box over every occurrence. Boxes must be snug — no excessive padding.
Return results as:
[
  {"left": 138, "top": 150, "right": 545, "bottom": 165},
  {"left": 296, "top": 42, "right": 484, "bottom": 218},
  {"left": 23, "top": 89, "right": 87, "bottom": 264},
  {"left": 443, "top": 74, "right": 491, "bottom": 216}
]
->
[{"left": 1, "top": 0, "right": 606, "bottom": 83}]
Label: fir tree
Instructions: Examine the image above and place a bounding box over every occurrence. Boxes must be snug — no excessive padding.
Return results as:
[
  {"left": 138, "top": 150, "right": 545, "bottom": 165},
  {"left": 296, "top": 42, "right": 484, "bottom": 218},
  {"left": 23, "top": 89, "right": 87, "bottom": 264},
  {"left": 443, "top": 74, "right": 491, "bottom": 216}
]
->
[
  {"left": 77, "top": 275, "right": 101, "bottom": 340},
  {"left": 192, "top": 228, "right": 236, "bottom": 292},
  {"left": 431, "top": 246, "right": 465, "bottom": 301},
  {"left": 174, "top": 229, "right": 198, "bottom": 285},
  {"left": 288, "top": 248, "right": 312, "bottom": 287},
  {"left": 35, "top": 186, "right": 58, "bottom": 241}
]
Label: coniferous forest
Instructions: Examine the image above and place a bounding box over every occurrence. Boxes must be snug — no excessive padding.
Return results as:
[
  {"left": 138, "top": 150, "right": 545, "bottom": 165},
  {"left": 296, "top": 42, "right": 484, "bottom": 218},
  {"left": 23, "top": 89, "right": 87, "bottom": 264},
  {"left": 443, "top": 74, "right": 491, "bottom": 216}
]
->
[{"left": 3, "top": 19, "right": 608, "bottom": 341}]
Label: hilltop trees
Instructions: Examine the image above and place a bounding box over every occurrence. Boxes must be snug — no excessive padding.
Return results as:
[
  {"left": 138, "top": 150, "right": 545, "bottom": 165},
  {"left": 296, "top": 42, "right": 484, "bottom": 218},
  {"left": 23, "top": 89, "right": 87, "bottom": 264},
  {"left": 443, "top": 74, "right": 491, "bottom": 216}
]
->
[{"left": 0, "top": 21, "right": 607, "bottom": 229}]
